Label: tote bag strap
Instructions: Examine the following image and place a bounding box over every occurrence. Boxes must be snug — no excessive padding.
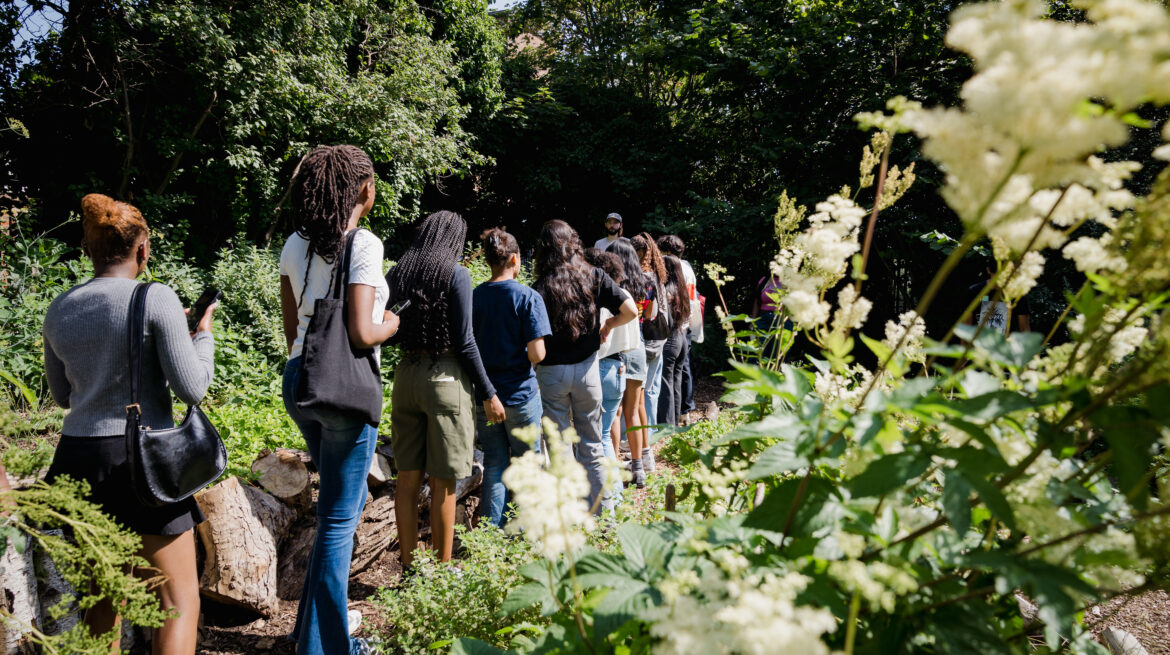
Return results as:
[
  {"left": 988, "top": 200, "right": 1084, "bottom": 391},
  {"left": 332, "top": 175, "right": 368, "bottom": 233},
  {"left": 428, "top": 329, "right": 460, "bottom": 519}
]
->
[
  {"left": 327, "top": 229, "right": 361, "bottom": 301},
  {"left": 126, "top": 281, "right": 156, "bottom": 418}
]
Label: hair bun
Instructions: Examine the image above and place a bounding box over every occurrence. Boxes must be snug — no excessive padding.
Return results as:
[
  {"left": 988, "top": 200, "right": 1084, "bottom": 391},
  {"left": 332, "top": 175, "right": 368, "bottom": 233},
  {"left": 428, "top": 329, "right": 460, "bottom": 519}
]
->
[{"left": 80, "top": 193, "right": 119, "bottom": 225}]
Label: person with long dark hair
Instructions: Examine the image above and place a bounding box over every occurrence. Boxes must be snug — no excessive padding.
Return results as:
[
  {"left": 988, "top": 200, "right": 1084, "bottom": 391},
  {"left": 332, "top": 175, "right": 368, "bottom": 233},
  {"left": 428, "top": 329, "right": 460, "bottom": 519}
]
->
[
  {"left": 387, "top": 211, "right": 504, "bottom": 564},
  {"left": 533, "top": 220, "right": 637, "bottom": 511},
  {"left": 278, "top": 145, "right": 399, "bottom": 655},
  {"left": 658, "top": 254, "right": 692, "bottom": 427},
  {"left": 583, "top": 247, "right": 639, "bottom": 497},
  {"left": 605, "top": 240, "right": 652, "bottom": 487},
  {"left": 43, "top": 193, "right": 214, "bottom": 654},
  {"left": 630, "top": 232, "right": 670, "bottom": 473},
  {"left": 657, "top": 235, "right": 702, "bottom": 417},
  {"left": 473, "top": 228, "right": 551, "bottom": 527}
]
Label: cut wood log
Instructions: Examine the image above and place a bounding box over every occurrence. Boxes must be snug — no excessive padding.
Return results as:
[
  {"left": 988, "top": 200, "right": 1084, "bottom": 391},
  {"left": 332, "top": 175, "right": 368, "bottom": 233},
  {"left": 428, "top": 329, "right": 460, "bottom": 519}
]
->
[
  {"left": 251, "top": 450, "right": 312, "bottom": 511},
  {"left": 276, "top": 516, "right": 317, "bottom": 602},
  {"left": 1103, "top": 628, "right": 1150, "bottom": 655},
  {"left": 367, "top": 453, "right": 394, "bottom": 490},
  {"left": 196, "top": 478, "right": 296, "bottom": 617},
  {"left": 351, "top": 495, "right": 396, "bottom": 575}
]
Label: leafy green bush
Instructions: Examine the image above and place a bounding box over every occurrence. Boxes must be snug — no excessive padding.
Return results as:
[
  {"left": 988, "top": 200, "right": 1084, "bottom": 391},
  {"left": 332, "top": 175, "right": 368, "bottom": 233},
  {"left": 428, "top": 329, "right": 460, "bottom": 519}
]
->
[
  {"left": 209, "top": 245, "right": 285, "bottom": 368},
  {"left": 374, "top": 525, "right": 542, "bottom": 653}
]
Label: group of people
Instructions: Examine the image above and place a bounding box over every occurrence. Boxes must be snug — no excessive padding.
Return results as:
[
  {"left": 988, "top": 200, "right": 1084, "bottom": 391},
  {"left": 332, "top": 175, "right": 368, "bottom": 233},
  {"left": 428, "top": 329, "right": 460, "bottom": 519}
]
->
[{"left": 38, "top": 145, "right": 703, "bottom": 655}]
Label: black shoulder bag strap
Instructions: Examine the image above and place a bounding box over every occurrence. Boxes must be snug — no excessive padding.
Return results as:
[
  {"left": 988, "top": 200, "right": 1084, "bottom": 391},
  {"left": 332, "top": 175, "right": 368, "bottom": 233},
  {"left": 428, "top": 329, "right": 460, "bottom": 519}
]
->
[
  {"left": 328, "top": 229, "right": 360, "bottom": 303},
  {"left": 126, "top": 281, "right": 155, "bottom": 422}
]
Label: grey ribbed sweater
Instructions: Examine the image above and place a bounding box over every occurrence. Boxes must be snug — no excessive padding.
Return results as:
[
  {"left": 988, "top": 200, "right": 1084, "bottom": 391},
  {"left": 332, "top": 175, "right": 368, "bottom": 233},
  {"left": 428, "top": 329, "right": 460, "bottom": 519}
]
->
[{"left": 43, "top": 278, "right": 215, "bottom": 436}]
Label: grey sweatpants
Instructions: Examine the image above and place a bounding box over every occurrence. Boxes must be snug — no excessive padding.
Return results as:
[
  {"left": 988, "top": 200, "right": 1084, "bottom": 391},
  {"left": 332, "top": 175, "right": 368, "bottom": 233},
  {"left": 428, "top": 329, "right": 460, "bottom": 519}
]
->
[{"left": 536, "top": 354, "right": 610, "bottom": 513}]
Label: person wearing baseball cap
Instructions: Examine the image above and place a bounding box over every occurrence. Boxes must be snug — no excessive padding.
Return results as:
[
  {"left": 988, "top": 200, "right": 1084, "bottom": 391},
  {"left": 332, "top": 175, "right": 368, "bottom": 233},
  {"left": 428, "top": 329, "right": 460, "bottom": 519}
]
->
[{"left": 594, "top": 212, "right": 630, "bottom": 251}]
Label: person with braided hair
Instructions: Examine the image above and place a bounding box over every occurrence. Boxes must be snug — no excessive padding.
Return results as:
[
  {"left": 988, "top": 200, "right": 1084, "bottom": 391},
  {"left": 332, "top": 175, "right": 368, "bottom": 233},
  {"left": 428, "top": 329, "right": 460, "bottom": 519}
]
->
[
  {"left": 279, "top": 145, "right": 399, "bottom": 655},
  {"left": 472, "top": 228, "right": 551, "bottom": 527},
  {"left": 533, "top": 220, "right": 638, "bottom": 513},
  {"left": 386, "top": 211, "right": 504, "bottom": 566}
]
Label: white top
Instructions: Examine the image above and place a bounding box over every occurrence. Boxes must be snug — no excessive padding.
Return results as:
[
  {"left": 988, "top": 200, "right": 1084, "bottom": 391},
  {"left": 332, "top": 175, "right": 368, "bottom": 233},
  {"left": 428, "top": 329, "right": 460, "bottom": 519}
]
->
[
  {"left": 681, "top": 259, "right": 704, "bottom": 342},
  {"left": 593, "top": 235, "right": 630, "bottom": 252},
  {"left": 280, "top": 229, "right": 389, "bottom": 360},
  {"left": 598, "top": 288, "right": 639, "bottom": 358}
]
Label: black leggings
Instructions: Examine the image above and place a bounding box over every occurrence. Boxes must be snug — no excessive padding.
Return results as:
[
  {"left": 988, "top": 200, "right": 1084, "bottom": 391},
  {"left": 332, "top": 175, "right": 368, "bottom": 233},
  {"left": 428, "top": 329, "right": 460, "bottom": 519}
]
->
[{"left": 658, "top": 330, "right": 689, "bottom": 426}]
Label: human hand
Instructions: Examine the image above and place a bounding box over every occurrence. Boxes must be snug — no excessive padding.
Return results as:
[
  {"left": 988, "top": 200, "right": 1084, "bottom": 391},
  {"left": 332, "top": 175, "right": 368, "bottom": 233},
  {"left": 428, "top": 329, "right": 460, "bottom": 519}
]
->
[
  {"left": 188, "top": 302, "right": 218, "bottom": 336},
  {"left": 484, "top": 395, "right": 506, "bottom": 423},
  {"left": 600, "top": 319, "right": 613, "bottom": 342},
  {"left": 383, "top": 309, "right": 401, "bottom": 336}
]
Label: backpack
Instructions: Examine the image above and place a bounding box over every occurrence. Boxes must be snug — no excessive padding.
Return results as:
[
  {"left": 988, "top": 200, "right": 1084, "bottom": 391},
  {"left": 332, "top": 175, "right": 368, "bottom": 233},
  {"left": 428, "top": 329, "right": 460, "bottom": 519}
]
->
[{"left": 641, "top": 278, "right": 672, "bottom": 342}]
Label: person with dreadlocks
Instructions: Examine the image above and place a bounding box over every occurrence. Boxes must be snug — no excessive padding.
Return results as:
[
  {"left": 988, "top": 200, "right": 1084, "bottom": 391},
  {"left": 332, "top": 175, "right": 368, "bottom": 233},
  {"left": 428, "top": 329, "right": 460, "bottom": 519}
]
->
[
  {"left": 386, "top": 211, "right": 503, "bottom": 565},
  {"left": 279, "top": 145, "right": 398, "bottom": 655},
  {"left": 533, "top": 220, "right": 638, "bottom": 512},
  {"left": 473, "top": 228, "right": 551, "bottom": 527}
]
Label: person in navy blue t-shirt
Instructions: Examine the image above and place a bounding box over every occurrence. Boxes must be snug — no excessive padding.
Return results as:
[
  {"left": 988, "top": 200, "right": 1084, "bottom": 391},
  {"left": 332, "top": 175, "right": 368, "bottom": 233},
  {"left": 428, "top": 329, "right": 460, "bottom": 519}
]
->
[{"left": 472, "top": 228, "right": 552, "bottom": 526}]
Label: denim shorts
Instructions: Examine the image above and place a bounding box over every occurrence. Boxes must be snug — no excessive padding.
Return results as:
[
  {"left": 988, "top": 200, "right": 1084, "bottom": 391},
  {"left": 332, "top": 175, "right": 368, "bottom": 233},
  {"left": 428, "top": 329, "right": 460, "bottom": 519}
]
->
[{"left": 623, "top": 344, "right": 647, "bottom": 383}]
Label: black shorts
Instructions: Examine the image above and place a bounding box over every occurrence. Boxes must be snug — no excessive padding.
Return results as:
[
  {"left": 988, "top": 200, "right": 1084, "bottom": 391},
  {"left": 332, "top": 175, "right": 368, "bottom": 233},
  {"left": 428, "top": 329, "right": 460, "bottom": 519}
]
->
[{"left": 46, "top": 435, "right": 205, "bottom": 536}]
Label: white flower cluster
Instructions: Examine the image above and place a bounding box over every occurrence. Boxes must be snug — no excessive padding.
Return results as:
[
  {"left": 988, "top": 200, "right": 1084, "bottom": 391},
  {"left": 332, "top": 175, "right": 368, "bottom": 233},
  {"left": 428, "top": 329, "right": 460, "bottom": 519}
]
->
[
  {"left": 1063, "top": 233, "right": 1127, "bottom": 275},
  {"left": 827, "top": 560, "right": 918, "bottom": 613},
  {"left": 645, "top": 564, "right": 837, "bottom": 655},
  {"left": 882, "top": 311, "right": 928, "bottom": 364},
  {"left": 503, "top": 419, "right": 595, "bottom": 559},
  {"left": 813, "top": 365, "right": 875, "bottom": 408},
  {"left": 1001, "top": 251, "right": 1046, "bottom": 302},
  {"left": 1068, "top": 307, "right": 1149, "bottom": 364},
  {"left": 769, "top": 195, "right": 869, "bottom": 329},
  {"left": 831, "top": 284, "right": 873, "bottom": 335},
  {"left": 691, "top": 457, "right": 749, "bottom": 515}
]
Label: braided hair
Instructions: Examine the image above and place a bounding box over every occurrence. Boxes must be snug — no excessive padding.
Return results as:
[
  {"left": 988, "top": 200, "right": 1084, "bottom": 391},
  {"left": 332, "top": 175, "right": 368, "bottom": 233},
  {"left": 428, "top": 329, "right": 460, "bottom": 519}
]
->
[
  {"left": 533, "top": 219, "right": 596, "bottom": 341},
  {"left": 290, "top": 145, "right": 375, "bottom": 306},
  {"left": 387, "top": 210, "right": 467, "bottom": 353}
]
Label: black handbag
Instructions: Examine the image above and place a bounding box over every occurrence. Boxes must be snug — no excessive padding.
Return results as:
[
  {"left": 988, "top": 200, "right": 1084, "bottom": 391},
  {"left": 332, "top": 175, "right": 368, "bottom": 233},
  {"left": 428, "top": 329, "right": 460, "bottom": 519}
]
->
[
  {"left": 125, "top": 282, "right": 228, "bottom": 508},
  {"left": 295, "top": 229, "right": 382, "bottom": 426},
  {"left": 641, "top": 277, "right": 673, "bottom": 343}
]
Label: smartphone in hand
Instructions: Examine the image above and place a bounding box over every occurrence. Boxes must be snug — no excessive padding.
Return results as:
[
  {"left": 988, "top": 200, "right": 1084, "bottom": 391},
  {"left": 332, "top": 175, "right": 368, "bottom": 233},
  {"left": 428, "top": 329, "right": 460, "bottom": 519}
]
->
[
  {"left": 389, "top": 299, "right": 411, "bottom": 315},
  {"left": 188, "top": 288, "right": 223, "bottom": 331}
]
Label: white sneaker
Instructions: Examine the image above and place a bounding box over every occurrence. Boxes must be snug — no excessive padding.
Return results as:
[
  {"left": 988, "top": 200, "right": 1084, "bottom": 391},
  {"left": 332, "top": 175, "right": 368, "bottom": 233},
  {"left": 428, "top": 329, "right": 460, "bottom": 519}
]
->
[{"left": 348, "top": 609, "right": 362, "bottom": 636}]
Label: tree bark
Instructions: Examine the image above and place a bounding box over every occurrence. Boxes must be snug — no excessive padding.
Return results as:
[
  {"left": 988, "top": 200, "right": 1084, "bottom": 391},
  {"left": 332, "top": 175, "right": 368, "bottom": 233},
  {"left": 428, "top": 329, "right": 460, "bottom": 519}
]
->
[
  {"left": 252, "top": 449, "right": 312, "bottom": 512},
  {"left": 276, "top": 516, "right": 316, "bottom": 602},
  {"left": 196, "top": 478, "right": 295, "bottom": 617},
  {"left": 350, "top": 495, "right": 396, "bottom": 575}
]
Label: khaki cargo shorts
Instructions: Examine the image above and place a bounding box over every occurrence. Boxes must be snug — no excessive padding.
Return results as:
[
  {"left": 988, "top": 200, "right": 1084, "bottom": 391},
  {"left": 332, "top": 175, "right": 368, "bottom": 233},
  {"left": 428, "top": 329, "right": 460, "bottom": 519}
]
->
[{"left": 390, "top": 354, "right": 476, "bottom": 479}]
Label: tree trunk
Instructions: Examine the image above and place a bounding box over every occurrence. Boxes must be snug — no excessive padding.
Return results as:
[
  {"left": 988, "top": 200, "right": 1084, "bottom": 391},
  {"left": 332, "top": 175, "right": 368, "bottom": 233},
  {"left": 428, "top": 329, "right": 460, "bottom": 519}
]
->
[
  {"left": 1, "top": 533, "right": 37, "bottom": 654},
  {"left": 350, "top": 495, "right": 396, "bottom": 575},
  {"left": 196, "top": 478, "right": 295, "bottom": 617},
  {"left": 251, "top": 449, "right": 312, "bottom": 511},
  {"left": 276, "top": 516, "right": 316, "bottom": 602}
]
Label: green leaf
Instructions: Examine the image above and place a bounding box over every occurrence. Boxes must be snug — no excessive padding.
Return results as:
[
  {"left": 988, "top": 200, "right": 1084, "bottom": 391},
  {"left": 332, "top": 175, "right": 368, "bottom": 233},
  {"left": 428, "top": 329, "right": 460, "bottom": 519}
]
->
[
  {"left": 451, "top": 638, "right": 510, "bottom": 655},
  {"left": 748, "top": 440, "right": 810, "bottom": 479},
  {"left": 942, "top": 470, "right": 973, "bottom": 535},
  {"left": 501, "top": 581, "right": 554, "bottom": 617},
  {"left": 617, "top": 523, "right": 673, "bottom": 573},
  {"left": 965, "top": 475, "right": 1016, "bottom": 531},
  {"left": 745, "top": 476, "right": 842, "bottom": 539},
  {"left": 849, "top": 452, "right": 930, "bottom": 498}
]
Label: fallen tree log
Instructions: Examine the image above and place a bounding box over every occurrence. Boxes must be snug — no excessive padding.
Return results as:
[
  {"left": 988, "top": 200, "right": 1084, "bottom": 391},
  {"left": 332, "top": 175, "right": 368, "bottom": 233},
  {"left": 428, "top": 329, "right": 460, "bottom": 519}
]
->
[
  {"left": 276, "top": 516, "right": 316, "bottom": 602},
  {"left": 350, "top": 495, "right": 396, "bottom": 575},
  {"left": 367, "top": 453, "right": 394, "bottom": 490},
  {"left": 252, "top": 449, "right": 312, "bottom": 512},
  {"left": 196, "top": 478, "right": 295, "bottom": 617},
  {"left": 417, "top": 451, "right": 484, "bottom": 512}
]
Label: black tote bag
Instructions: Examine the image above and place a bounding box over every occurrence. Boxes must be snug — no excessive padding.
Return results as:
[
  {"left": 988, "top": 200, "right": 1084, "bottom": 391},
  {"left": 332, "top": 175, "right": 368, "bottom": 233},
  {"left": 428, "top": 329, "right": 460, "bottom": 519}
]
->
[
  {"left": 295, "top": 229, "right": 383, "bottom": 426},
  {"left": 125, "top": 282, "right": 227, "bottom": 507}
]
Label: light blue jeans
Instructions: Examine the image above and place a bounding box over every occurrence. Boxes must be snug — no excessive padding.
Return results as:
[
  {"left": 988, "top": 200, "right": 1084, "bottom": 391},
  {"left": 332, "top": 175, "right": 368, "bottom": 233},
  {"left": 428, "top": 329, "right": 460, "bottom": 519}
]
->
[
  {"left": 643, "top": 342, "right": 665, "bottom": 439},
  {"left": 598, "top": 356, "right": 625, "bottom": 500},
  {"left": 282, "top": 357, "right": 378, "bottom": 655},
  {"left": 536, "top": 354, "right": 612, "bottom": 513},
  {"left": 476, "top": 392, "right": 543, "bottom": 527}
]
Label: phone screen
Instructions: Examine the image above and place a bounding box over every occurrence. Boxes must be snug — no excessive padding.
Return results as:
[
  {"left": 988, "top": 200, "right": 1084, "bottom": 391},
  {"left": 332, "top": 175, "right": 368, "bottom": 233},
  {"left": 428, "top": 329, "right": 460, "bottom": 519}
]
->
[
  {"left": 390, "top": 299, "right": 411, "bottom": 315},
  {"left": 189, "top": 288, "right": 223, "bottom": 331}
]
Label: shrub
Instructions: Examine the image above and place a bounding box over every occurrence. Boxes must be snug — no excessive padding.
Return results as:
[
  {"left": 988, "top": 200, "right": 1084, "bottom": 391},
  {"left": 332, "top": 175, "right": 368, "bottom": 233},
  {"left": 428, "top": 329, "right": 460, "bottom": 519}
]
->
[{"left": 374, "top": 525, "right": 542, "bottom": 653}]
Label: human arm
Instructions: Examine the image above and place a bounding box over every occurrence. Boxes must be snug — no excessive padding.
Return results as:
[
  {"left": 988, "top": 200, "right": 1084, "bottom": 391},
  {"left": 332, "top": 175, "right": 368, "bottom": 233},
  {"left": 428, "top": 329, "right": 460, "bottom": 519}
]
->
[
  {"left": 527, "top": 337, "right": 546, "bottom": 365},
  {"left": 43, "top": 326, "right": 71, "bottom": 409},
  {"left": 346, "top": 284, "right": 400, "bottom": 348},
  {"left": 596, "top": 270, "right": 637, "bottom": 341},
  {"left": 601, "top": 299, "right": 638, "bottom": 342},
  {"left": 449, "top": 267, "right": 498, "bottom": 404},
  {"left": 280, "top": 275, "right": 299, "bottom": 355},
  {"left": 151, "top": 284, "right": 215, "bottom": 405}
]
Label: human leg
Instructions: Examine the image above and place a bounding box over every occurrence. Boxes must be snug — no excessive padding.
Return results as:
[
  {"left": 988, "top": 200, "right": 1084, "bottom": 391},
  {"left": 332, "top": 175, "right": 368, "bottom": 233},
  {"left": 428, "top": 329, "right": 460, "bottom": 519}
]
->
[
  {"left": 598, "top": 356, "right": 623, "bottom": 436},
  {"left": 421, "top": 355, "right": 475, "bottom": 562},
  {"left": 390, "top": 357, "right": 428, "bottom": 569},
  {"left": 395, "top": 470, "right": 424, "bottom": 568},
  {"left": 140, "top": 531, "right": 200, "bottom": 655},
  {"left": 672, "top": 336, "right": 690, "bottom": 426},
  {"left": 475, "top": 407, "right": 510, "bottom": 528},
  {"left": 297, "top": 419, "right": 378, "bottom": 655},
  {"left": 621, "top": 379, "right": 645, "bottom": 487},
  {"left": 681, "top": 333, "right": 696, "bottom": 414},
  {"left": 567, "top": 356, "right": 608, "bottom": 512},
  {"left": 658, "top": 333, "right": 683, "bottom": 426},
  {"left": 429, "top": 477, "right": 457, "bottom": 561}
]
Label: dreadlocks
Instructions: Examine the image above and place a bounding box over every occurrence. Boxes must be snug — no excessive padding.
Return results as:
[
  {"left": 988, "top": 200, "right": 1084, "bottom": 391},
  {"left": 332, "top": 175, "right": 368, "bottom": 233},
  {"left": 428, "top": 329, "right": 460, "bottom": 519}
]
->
[
  {"left": 386, "top": 210, "right": 467, "bottom": 353},
  {"left": 290, "top": 145, "right": 375, "bottom": 306},
  {"left": 534, "top": 219, "right": 596, "bottom": 341}
]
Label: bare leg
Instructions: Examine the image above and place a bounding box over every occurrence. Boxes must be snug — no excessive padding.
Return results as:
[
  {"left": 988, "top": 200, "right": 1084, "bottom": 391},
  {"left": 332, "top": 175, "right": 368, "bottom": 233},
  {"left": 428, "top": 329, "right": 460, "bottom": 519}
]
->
[
  {"left": 622, "top": 381, "right": 645, "bottom": 463},
  {"left": 610, "top": 404, "right": 623, "bottom": 460},
  {"left": 429, "top": 477, "right": 457, "bottom": 562},
  {"left": 395, "top": 470, "right": 424, "bottom": 568},
  {"left": 140, "top": 531, "right": 200, "bottom": 655},
  {"left": 84, "top": 595, "right": 121, "bottom": 653}
]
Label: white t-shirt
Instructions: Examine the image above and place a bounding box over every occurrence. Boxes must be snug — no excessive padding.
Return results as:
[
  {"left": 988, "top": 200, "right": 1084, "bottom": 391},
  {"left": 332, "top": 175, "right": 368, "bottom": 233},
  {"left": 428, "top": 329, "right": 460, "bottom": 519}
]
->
[
  {"left": 681, "top": 259, "right": 703, "bottom": 342},
  {"left": 598, "top": 288, "right": 639, "bottom": 358},
  {"left": 593, "top": 235, "right": 630, "bottom": 252},
  {"left": 280, "top": 229, "right": 389, "bottom": 360}
]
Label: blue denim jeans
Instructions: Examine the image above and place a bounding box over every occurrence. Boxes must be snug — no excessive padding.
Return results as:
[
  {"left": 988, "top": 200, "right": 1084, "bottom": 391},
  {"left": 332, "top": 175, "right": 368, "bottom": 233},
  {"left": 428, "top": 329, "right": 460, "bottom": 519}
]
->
[
  {"left": 598, "top": 356, "right": 625, "bottom": 500},
  {"left": 476, "top": 392, "right": 543, "bottom": 527},
  {"left": 643, "top": 344, "right": 665, "bottom": 439},
  {"left": 282, "top": 357, "right": 378, "bottom": 655}
]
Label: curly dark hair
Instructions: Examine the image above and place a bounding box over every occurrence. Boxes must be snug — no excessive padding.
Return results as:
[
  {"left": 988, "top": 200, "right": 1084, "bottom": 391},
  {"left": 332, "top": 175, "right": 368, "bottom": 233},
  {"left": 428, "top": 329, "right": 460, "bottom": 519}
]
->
[
  {"left": 656, "top": 234, "right": 685, "bottom": 258},
  {"left": 386, "top": 210, "right": 467, "bottom": 353},
  {"left": 290, "top": 145, "right": 374, "bottom": 306},
  {"left": 480, "top": 227, "right": 519, "bottom": 269},
  {"left": 630, "top": 232, "right": 667, "bottom": 284},
  {"left": 662, "top": 254, "right": 691, "bottom": 329},
  {"left": 533, "top": 219, "right": 596, "bottom": 341},
  {"left": 583, "top": 248, "right": 624, "bottom": 286},
  {"left": 606, "top": 240, "right": 647, "bottom": 304}
]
